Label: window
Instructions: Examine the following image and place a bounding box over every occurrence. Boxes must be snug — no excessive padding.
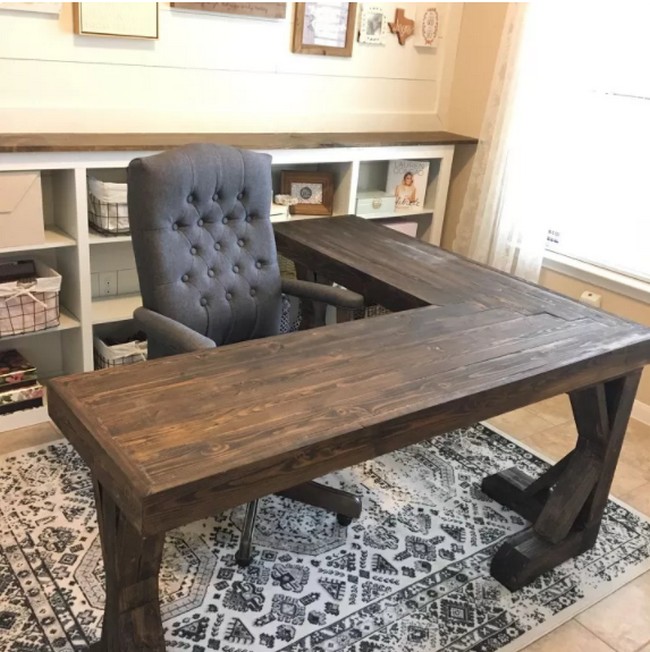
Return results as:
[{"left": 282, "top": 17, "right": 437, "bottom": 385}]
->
[{"left": 526, "top": 4, "right": 650, "bottom": 282}]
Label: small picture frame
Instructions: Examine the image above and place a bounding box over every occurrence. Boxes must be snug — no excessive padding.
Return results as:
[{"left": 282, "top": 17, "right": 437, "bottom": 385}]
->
[
  {"left": 358, "top": 5, "right": 387, "bottom": 44},
  {"left": 73, "top": 2, "right": 159, "bottom": 39},
  {"left": 292, "top": 2, "right": 357, "bottom": 57},
  {"left": 280, "top": 171, "right": 334, "bottom": 216}
]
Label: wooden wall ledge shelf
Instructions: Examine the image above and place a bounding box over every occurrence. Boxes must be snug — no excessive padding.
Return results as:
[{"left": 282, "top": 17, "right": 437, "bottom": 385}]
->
[{"left": 0, "top": 131, "right": 477, "bottom": 153}]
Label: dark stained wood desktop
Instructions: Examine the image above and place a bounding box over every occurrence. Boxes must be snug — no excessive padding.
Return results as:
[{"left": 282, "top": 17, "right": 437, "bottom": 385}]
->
[
  {"left": 0, "top": 131, "right": 477, "bottom": 153},
  {"left": 48, "top": 216, "right": 650, "bottom": 651}
]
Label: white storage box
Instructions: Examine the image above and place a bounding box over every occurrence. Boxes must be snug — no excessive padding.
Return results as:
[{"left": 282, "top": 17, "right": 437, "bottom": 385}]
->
[
  {"left": 94, "top": 335, "right": 147, "bottom": 369},
  {"left": 88, "top": 176, "right": 130, "bottom": 235},
  {"left": 0, "top": 260, "right": 61, "bottom": 337},
  {"left": 356, "top": 190, "right": 397, "bottom": 216},
  {"left": 0, "top": 171, "right": 45, "bottom": 248},
  {"left": 383, "top": 220, "right": 418, "bottom": 238}
]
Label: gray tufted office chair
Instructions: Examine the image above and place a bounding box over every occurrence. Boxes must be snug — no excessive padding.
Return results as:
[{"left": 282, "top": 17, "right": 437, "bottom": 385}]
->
[{"left": 127, "top": 143, "right": 363, "bottom": 566}]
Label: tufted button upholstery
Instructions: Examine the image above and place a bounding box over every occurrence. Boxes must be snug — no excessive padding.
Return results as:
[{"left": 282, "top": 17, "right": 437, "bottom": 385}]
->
[{"left": 128, "top": 143, "right": 281, "bottom": 348}]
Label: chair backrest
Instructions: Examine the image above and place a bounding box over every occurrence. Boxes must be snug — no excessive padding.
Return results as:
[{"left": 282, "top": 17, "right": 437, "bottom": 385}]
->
[{"left": 128, "top": 144, "right": 282, "bottom": 346}]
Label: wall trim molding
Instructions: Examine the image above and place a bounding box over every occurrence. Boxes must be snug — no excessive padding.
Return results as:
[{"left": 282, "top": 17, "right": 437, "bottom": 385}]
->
[{"left": 633, "top": 400, "right": 650, "bottom": 426}]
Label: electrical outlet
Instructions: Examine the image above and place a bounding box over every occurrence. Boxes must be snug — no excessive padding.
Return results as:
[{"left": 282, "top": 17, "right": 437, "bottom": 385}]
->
[{"left": 99, "top": 271, "right": 117, "bottom": 296}]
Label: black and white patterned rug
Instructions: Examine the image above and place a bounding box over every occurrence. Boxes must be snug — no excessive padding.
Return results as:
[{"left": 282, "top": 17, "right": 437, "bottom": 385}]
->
[{"left": 1, "top": 423, "right": 649, "bottom": 652}]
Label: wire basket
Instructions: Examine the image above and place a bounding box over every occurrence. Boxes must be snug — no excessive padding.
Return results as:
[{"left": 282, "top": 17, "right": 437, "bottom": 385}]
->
[
  {"left": 94, "top": 335, "right": 147, "bottom": 369},
  {"left": 88, "top": 176, "right": 130, "bottom": 235},
  {"left": 353, "top": 304, "right": 391, "bottom": 320},
  {"left": 0, "top": 261, "right": 61, "bottom": 337}
]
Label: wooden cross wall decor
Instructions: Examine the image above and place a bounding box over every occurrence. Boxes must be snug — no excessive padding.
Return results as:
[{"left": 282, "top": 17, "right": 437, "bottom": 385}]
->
[{"left": 388, "top": 8, "right": 414, "bottom": 45}]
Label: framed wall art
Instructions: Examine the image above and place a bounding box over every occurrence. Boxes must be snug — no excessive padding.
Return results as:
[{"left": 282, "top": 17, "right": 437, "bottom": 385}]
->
[
  {"left": 292, "top": 2, "right": 357, "bottom": 57},
  {"left": 280, "top": 170, "right": 334, "bottom": 216},
  {"left": 357, "top": 5, "right": 387, "bottom": 45},
  {"left": 73, "top": 2, "right": 159, "bottom": 39},
  {"left": 0, "top": 3, "right": 62, "bottom": 15},
  {"left": 170, "top": 3, "right": 286, "bottom": 19}
]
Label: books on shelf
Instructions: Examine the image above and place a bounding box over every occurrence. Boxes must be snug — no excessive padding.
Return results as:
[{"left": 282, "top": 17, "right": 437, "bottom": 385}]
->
[
  {"left": 0, "top": 349, "right": 44, "bottom": 416},
  {"left": 385, "top": 160, "right": 430, "bottom": 210}
]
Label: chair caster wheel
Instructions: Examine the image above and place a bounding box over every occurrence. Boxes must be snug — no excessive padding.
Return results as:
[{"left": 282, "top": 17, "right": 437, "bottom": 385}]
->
[
  {"left": 337, "top": 514, "right": 353, "bottom": 526},
  {"left": 235, "top": 551, "right": 253, "bottom": 567}
]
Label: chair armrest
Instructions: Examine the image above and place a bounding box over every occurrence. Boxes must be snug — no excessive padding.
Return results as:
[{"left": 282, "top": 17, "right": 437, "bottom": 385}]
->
[
  {"left": 281, "top": 278, "right": 364, "bottom": 310},
  {"left": 134, "top": 307, "right": 216, "bottom": 356}
]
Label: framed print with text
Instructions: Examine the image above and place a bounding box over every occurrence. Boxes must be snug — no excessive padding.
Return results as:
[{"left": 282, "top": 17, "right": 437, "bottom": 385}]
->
[
  {"left": 292, "top": 2, "right": 356, "bottom": 57},
  {"left": 73, "top": 2, "right": 159, "bottom": 39}
]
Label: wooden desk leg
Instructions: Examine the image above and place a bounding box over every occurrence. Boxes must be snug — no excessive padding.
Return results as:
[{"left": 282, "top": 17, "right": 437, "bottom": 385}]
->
[
  {"left": 482, "top": 369, "right": 641, "bottom": 591},
  {"left": 89, "top": 480, "right": 166, "bottom": 651}
]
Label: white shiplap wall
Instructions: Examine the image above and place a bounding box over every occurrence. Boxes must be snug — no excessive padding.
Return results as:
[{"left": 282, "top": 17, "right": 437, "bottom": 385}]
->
[{"left": 0, "top": 2, "right": 462, "bottom": 132}]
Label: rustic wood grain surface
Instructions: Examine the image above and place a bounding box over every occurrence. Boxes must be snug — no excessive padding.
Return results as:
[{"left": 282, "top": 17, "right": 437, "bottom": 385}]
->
[
  {"left": 0, "top": 131, "right": 477, "bottom": 153},
  {"left": 48, "top": 217, "right": 650, "bottom": 538}
]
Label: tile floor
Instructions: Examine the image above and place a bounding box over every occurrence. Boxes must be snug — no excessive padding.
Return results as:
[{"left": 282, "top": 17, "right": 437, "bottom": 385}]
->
[{"left": 1, "top": 396, "right": 649, "bottom": 651}]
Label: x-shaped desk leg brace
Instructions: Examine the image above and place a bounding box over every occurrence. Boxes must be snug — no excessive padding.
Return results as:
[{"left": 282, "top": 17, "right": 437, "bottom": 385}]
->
[{"left": 482, "top": 369, "right": 642, "bottom": 591}]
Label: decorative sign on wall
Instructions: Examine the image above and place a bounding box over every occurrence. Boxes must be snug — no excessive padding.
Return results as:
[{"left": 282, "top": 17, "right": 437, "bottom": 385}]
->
[
  {"left": 388, "top": 8, "right": 414, "bottom": 46},
  {"left": 73, "top": 2, "right": 159, "bottom": 39},
  {"left": 170, "top": 3, "right": 286, "bottom": 19},
  {"left": 292, "top": 2, "right": 357, "bottom": 57},
  {"left": 414, "top": 5, "right": 441, "bottom": 48},
  {"left": 357, "top": 5, "right": 387, "bottom": 45}
]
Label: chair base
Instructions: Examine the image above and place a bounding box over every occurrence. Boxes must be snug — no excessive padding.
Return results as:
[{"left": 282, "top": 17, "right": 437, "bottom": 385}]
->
[{"left": 235, "top": 481, "right": 362, "bottom": 567}]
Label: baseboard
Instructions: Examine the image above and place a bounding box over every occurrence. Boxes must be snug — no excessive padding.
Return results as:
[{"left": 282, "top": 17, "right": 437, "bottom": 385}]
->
[{"left": 632, "top": 400, "right": 650, "bottom": 426}]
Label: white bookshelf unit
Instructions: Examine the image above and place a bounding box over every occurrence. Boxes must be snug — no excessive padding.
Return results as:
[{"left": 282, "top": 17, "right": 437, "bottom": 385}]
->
[{"left": 0, "top": 131, "right": 475, "bottom": 428}]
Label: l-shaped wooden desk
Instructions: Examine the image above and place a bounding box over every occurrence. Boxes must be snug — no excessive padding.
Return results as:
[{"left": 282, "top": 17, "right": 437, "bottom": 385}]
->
[{"left": 49, "top": 216, "right": 650, "bottom": 651}]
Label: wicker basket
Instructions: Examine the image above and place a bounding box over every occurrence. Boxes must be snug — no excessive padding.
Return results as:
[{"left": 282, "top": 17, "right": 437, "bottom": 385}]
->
[
  {"left": 88, "top": 176, "right": 130, "bottom": 235},
  {"left": 0, "top": 261, "right": 61, "bottom": 337},
  {"left": 94, "top": 335, "right": 147, "bottom": 369}
]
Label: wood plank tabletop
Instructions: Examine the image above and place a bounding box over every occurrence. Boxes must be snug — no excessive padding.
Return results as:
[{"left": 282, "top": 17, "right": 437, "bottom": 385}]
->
[
  {"left": 48, "top": 219, "right": 650, "bottom": 536},
  {"left": 0, "top": 131, "right": 477, "bottom": 153},
  {"left": 274, "top": 216, "right": 615, "bottom": 321}
]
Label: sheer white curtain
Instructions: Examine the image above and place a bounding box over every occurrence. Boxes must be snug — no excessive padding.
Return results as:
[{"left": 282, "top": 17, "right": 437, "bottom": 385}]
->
[{"left": 453, "top": 3, "right": 552, "bottom": 282}]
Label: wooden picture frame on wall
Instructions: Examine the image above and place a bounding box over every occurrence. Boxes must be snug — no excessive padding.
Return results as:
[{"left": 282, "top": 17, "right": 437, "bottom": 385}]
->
[
  {"left": 280, "top": 170, "right": 334, "bottom": 216},
  {"left": 170, "top": 3, "right": 286, "bottom": 19},
  {"left": 73, "top": 2, "right": 159, "bottom": 39},
  {"left": 292, "top": 2, "right": 357, "bottom": 57}
]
